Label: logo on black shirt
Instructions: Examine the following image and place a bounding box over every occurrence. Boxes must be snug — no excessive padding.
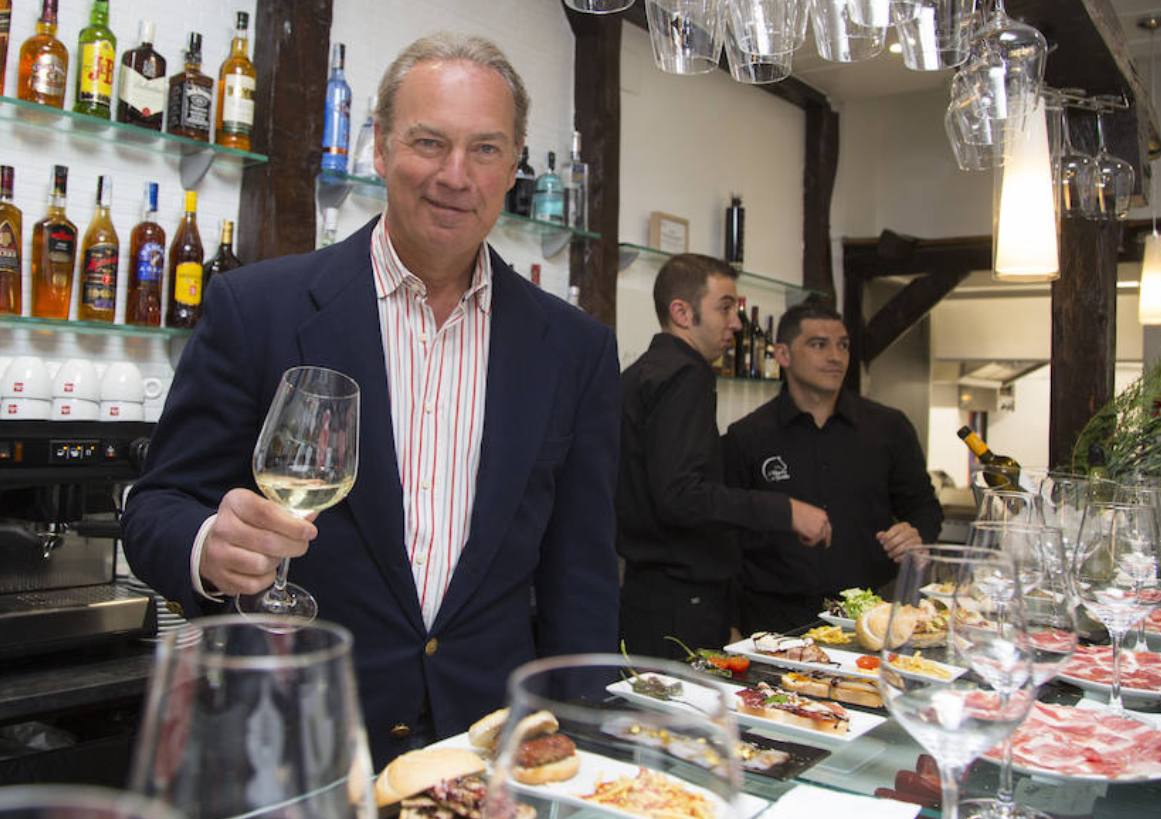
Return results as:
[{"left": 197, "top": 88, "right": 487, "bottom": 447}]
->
[{"left": 761, "top": 456, "right": 790, "bottom": 482}]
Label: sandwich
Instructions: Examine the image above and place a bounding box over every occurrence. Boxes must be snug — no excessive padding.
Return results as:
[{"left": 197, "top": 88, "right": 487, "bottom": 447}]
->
[
  {"left": 467, "top": 708, "right": 580, "bottom": 786},
  {"left": 780, "top": 670, "right": 883, "bottom": 709},
  {"left": 751, "top": 632, "right": 832, "bottom": 664},
  {"left": 735, "top": 681, "right": 850, "bottom": 734},
  {"left": 855, "top": 602, "right": 946, "bottom": 651},
  {"left": 374, "top": 747, "right": 486, "bottom": 812}
]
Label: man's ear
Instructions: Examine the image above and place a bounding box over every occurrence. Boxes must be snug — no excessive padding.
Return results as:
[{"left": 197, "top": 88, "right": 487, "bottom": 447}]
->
[
  {"left": 774, "top": 342, "right": 791, "bottom": 369},
  {"left": 668, "top": 298, "right": 694, "bottom": 330}
]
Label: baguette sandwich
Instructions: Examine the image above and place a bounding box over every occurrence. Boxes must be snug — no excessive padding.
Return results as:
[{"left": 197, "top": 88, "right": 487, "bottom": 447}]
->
[
  {"left": 735, "top": 681, "right": 850, "bottom": 734},
  {"left": 780, "top": 670, "right": 883, "bottom": 709}
]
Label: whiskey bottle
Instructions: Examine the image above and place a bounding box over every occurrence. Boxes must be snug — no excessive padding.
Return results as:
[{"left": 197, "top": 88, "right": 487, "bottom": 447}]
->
[
  {"left": 563, "top": 131, "right": 588, "bottom": 231},
  {"left": 0, "top": 0, "right": 11, "bottom": 95},
  {"left": 166, "top": 32, "right": 213, "bottom": 142},
  {"left": 78, "top": 176, "right": 118, "bottom": 322},
  {"left": 74, "top": 0, "right": 117, "bottom": 119},
  {"left": 321, "top": 43, "right": 351, "bottom": 174},
  {"left": 505, "top": 146, "right": 536, "bottom": 217},
  {"left": 31, "top": 165, "right": 77, "bottom": 319},
  {"left": 166, "top": 190, "right": 204, "bottom": 328},
  {"left": 748, "top": 304, "right": 763, "bottom": 379},
  {"left": 117, "top": 20, "right": 167, "bottom": 130},
  {"left": 763, "top": 316, "right": 778, "bottom": 380},
  {"left": 531, "top": 151, "right": 564, "bottom": 224},
  {"left": 0, "top": 166, "right": 21, "bottom": 315},
  {"left": 733, "top": 296, "right": 750, "bottom": 378},
  {"left": 205, "top": 219, "right": 241, "bottom": 283},
  {"left": 215, "top": 11, "right": 256, "bottom": 151},
  {"left": 125, "top": 182, "right": 165, "bottom": 326},
  {"left": 18, "top": 0, "right": 68, "bottom": 108}
]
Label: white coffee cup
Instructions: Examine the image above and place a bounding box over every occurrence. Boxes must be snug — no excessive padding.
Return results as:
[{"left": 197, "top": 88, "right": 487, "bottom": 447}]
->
[
  {"left": 3, "top": 356, "right": 52, "bottom": 400},
  {"left": 100, "top": 362, "right": 164, "bottom": 403},
  {"left": 99, "top": 400, "right": 145, "bottom": 422},
  {"left": 2, "top": 397, "right": 51, "bottom": 419},
  {"left": 53, "top": 358, "right": 101, "bottom": 401},
  {"left": 51, "top": 397, "right": 100, "bottom": 420}
]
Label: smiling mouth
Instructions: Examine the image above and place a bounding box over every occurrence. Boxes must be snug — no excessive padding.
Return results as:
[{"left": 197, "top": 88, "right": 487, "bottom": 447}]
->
[{"left": 426, "top": 198, "right": 472, "bottom": 214}]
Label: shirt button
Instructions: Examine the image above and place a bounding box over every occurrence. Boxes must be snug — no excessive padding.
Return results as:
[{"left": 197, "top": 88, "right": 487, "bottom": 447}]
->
[
  {"left": 415, "top": 552, "right": 425, "bottom": 565},
  {"left": 425, "top": 403, "right": 434, "bottom": 413},
  {"left": 421, "top": 479, "right": 431, "bottom": 490},
  {"left": 425, "top": 638, "right": 439, "bottom": 656},
  {"left": 418, "top": 334, "right": 428, "bottom": 343},
  {"left": 390, "top": 723, "right": 411, "bottom": 738}
]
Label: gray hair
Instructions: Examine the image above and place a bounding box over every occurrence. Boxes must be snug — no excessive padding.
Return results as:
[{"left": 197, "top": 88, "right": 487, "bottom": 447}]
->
[{"left": 376, "top": 32, "right": 530, "bottom": 149}]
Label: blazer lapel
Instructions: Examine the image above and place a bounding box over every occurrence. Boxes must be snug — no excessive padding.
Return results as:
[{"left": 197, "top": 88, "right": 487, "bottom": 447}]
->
[
  {"left": 432, "top": 255, "right": 554, "bottom": 632},
  {"left": 297, "top": 222, "right": 424, "bottom": 635}
]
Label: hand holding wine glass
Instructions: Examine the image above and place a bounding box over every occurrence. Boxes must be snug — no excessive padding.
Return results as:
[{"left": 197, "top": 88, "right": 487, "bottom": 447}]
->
[{"left": 236, "top": 365, "right": 360, "bottom": 623}]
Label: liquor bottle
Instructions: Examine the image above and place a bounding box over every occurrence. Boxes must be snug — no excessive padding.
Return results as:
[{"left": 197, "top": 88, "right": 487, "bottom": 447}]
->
[
  {"left": 17, "top": 0, "right": 68, "bottom": 108},
  {"left": 166, "top": 32, "right": 213, "bottom": 142},
  {"left": 530, "top": 263, "right": 541, "bottom": 288},
  {"left": 321, "top": 43, "right": 351, "bottom": 174},
  {"left": 0, "top": 0, "right": 11, "bottom": 94},
  {"left": 125, "top": 182, "right": 165, "bottom": 326},
  {"left": 531, "top": 151, "right": 564, "bottom": 224},
  {"left": 117, "top": 20, "right": 166, "bottom": 130},
  {"left": 725, "top": 194, "right": 744, "bottom": 269},
  {"left": 0, "top": 166, "right": 21, "bottom": 315},
  {"left": 567, "top": 284, "right": 581, "bottom": 308},
  {"left": 748, "top": 305, "right": 763, "bottom": 379},
  {"left": 77, "top": 175, "right": 118, "bottom": 322},
  {"left": 563, "top": 131, "right": 588, "bottom": 231},
  {"left": 74, "top": 0, "right": 116, "bottom": 119},
  {"left": 351, "top": 95, "right": 377, "bottom": 178},
  {"left": 957, "top": 426, "right": 1022, "bottom": 489},
  {"left": 166, "top": 190, "right": 204, "bottom": 328},
  {"left": 205, "top": 219, "right": 241, "bottom": 283},
  {"left": 763, "top": 316, "right": 778, "bottom": 380},
  {"left": 733, "top": 296, "right": 750, "bottom": 378},
  {"left": 720, "top": 337, "right": 735, "bottom": 378},
  {"left": 319, "top": 207, "right": 339, "bottom": 247},
  {"left": 505, "top": 146, "right": 535, "bottom": 217},
  {"left": 215, "top": 11, "right": 256, "bottom": 151},
  {"left": 30, "top": 165, "right": 77, "bottom": 319}
]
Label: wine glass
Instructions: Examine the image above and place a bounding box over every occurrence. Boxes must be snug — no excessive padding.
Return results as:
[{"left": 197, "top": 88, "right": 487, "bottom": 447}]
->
[
  {"left": 1117, "top": 482, "right": 1161, "bottom": 649},
  {"left": 130, "top": 615, "right": 377, "bottom": 819},
  {"left": 0, "top": 786, "right": 185, "bottom": 819},
  {"left": 880, "top": 546, "right": 1036, "bottom": 819},
  {"left": 488, "top": 653, "right": 743, "bottom": 819},
  {"left": 1091, "top": 100, "right": 1134, "bottom": 221},
  {"left": 1038, "top": 471, "right": 1090, "bottom": 559},
  {"left": 236, "top": 365, "right": 360, "bottom": 623},
  {"left": 1056, "top": 103, "right": 1097, "bottom": 217},
  {"left": 1072, "top": 501, "right": 1160, "bottom": 714},
  {"left": 975, "top": 488, "right": 1041, "bottom": 524}
]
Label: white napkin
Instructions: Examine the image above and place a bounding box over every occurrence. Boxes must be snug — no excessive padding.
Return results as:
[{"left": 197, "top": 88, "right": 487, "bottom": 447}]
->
[{"left": 762, "top": 784, "right": 920, "bottom": 819}]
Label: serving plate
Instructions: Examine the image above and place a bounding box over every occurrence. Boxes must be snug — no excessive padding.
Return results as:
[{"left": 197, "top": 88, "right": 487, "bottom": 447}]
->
[
  {"left": 1056, "top": 647, "right": 1161, "bottom": 704},
  {"left": 818, "top": 612, "right": 855, "bottom": 630},
  {"left": 724, "top": 638, "right": 965, "bottom": 683}
]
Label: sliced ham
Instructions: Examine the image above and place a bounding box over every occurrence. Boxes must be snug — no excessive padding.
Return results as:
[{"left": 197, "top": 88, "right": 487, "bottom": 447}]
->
[{"left": 1060, "top": 646, "right": 1161, "bottom": 692}]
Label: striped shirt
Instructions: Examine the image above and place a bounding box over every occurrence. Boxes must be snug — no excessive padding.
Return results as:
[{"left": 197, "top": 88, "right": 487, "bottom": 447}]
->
[{"left": 370, "top": 217, "right": 492, "bottom": 629}]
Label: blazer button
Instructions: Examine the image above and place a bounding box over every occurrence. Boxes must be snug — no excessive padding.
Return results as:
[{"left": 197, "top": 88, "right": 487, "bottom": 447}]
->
[
  {"left": 425, "top": 638, "right": 439, "bottom": 656},
  {"left": 390, "top": 723, "right": 411, "bottom": 739}
]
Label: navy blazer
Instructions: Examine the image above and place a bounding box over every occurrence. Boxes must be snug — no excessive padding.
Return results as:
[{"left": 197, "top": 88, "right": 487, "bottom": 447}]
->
[{"left": 122, "top": 218, "right": 622, "bottom": 766}]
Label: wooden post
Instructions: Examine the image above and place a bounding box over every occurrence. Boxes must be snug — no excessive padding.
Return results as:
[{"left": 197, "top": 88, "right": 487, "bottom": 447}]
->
[
  {"left": 1049, "top": 218, "right": 1121, "bottom": 467},
  {"left": 237, "top": 0, "right": 333, "bottom": 264},
  {"left": 804, "top": 105, "right": 839, "bottom": 299}
]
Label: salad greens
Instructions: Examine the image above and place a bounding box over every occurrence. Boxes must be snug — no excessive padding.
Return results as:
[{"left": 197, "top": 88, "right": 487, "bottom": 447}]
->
[{"left": 824, "top": 587, "right": 883, "bottom": 619}]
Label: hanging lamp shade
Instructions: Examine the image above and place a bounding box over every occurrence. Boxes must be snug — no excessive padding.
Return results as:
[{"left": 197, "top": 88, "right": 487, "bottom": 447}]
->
[
  {"left": 993, "top": 99, "right": 1060, "bottom": 281},
  {"left": 1140, "top": 232, "right": 1161, "bottom": 325}
]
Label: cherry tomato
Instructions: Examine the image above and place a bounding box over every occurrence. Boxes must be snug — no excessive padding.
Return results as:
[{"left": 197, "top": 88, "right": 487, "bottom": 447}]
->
[
  {"left": 726, "top": 655, "right": 750, "bottom": 673},
  {"left": 856, "top": 655, "right": 881, "bottom": 670},
  {"left": 707, "top": 656, "right": 731, "bottom": 670}
]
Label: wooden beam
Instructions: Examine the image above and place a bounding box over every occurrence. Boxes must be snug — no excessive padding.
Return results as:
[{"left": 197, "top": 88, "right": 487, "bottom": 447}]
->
[
  {"left": 862, "top": 269, "right": 972, "bottom": 362},
  {"left": 803, "top": 105, "right": 838, "bottom": 298},
  {"left": 842, "top": 231, "right": 993, "bottom": 279},
  {"left": 842, "top": 264, "right": 866, "bottom": 395},
  {"left": 566, "top": 5, "right": 621, "bottom": 327},
  {"left": 1049, "top": 218, "right": 1120, "bottom": 467},
  {"left": 238, "top": 0, "right": 332, "bottom": 264}
]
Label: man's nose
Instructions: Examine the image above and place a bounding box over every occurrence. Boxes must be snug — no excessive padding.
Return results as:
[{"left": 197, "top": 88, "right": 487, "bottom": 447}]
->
[{"left": 436, "top": 149, "right": 471, "bottom": 188}]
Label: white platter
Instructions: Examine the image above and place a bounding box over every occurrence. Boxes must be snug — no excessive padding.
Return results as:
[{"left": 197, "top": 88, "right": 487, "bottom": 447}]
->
[
  {"left": 724, "top": 638, "right": 965, "bottom": 684},
  {"left": 606, "top": 676, "right": 886, "bottom": 746},
  {"left": 1056, "top": 671, "right": 1161, "bottom": 704},
  {"left": 818, "top": 612, "right": 855, "bottom": 630}
]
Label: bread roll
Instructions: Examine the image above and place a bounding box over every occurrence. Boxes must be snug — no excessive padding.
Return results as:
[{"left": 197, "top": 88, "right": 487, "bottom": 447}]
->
[
  {"left": 855, "top": 602, "right": 917, "bottom": 651},
  {"left": 511, "top": 752, "right": 581, "bottom": 785},
  {"left": 374, "top": 748, "right": 485, "bottom": 807},
  {"left": 468, "top": 708, "right": 509, "bottom": 751}
]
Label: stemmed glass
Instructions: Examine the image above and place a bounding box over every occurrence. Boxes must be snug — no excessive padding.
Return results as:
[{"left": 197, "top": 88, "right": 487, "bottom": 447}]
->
[
  {"left": 1072, "top": 501, "right": 1160, "bottom": 714},
  {"left": 880, "top": 546, "right": 1037, "bottom": 819},
  {"left": 1038, "top": 471, "right": 1090, "bottom": 558},
  {"left": 1092, "top": 99, "right": 1135, "bottom": 220},
  {"left": 1115, "top": 483, "right": 1161, "bottom": 651},
  {"left": 130, "top": 615, "right": 377, "bottom": 819},
  {"left": 1056, "top": 103, "right": 1097, "bottom": 217},
  {"left": 236, "top": 365, "right": 360, "bottom": 623},
  {"left": 964, "top": 0, "right": 1047, "bottom": 131},
  {"left": 975, "top": 488, "right": 1041, "bottom": 525}
]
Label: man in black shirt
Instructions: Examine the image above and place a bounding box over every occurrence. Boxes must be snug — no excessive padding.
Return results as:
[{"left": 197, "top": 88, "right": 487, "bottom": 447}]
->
[
  {"left": 617, "top": 254, "right": 831, "bottom": 659},
  {"left": 723, "top": 302, "right": 943, "bottom": 633}
]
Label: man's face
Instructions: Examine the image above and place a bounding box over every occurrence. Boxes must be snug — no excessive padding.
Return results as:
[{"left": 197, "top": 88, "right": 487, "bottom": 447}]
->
[
  {"left": 686, "top": 275, "right": 742, "bottom": 362},
  {"left": 375, "top": 59, "right": 519, "bottom": 261},
  {"left": 777, "top": 318, "right": 850, "bottom": 395}
]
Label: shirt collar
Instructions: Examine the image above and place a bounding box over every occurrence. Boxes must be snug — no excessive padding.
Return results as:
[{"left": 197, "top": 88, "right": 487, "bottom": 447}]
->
[
  {"left": 370, "top": 215, "right": 493, "bottom": 314},
  {"left": 650, "top": 332, "right": 713, "bottom": 371},
  {"left": 775, "top": 386, "right": 859, "bottom": 428}
]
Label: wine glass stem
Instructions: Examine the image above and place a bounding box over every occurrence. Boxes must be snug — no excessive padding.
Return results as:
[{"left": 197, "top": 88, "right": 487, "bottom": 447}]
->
[
  {"left": 938, "top": 763, "right": 966, "bottom": 819},
  {"left": 272, "top": 557, "right": 291, "bottom": 596},
  {"left": 1109, "top": 629, "right": 1125, "bottom": 712},
  {"left": 997, "top": 737, "right": 1017, "bottom": 815}
]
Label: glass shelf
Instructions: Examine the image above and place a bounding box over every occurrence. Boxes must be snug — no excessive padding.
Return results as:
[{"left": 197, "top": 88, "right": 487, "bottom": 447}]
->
[
  {"left": 618, "top": 242, "right": 822, "bottom": 302},
  {"left": 0, "top": 95, "right": 269, "bottom": 187},
  {"left": 0, "top": 314, "right": 192, "bottom": 340},
  {"left": 316, "top": 170, "right": 600, "bottom": 256}
]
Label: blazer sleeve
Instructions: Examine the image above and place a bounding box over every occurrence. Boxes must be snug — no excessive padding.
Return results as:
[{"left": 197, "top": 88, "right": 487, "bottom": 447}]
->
[
  {"left": 121, "top": 275, "right": 261, "bottom": 617},
  {"left": 533, "top": 324, "right": 622, "bottom": 657}
]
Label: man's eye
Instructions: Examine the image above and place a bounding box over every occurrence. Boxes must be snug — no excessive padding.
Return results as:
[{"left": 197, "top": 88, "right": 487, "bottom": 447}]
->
[{"left": 414, "top": 138, "right": 443, "bottom": 151}]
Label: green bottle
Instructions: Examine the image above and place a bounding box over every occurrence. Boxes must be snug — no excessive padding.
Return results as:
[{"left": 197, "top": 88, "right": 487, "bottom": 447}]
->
[{"left": 74, "top": 0, "right": 116, "bottom": 118}]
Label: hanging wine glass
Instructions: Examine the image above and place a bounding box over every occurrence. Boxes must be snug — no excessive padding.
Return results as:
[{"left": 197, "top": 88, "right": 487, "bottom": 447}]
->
[
  {"left": 1056, "top": 101, "right": 1098, "bottom": 217},
  {"left": 1092, "top": 98, "right": 1135, "bottom": 220},
  {"left": 965, "top": 0, "right": 1047, "bottom": 130}
]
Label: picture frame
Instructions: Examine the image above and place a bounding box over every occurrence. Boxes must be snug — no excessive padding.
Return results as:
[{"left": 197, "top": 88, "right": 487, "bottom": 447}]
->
[{"left": 648, "top": 211, "right": 689, "bottom": 255}]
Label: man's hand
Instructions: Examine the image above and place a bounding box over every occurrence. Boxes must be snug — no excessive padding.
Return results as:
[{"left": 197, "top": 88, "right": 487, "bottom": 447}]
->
[
  {"left": 200, "top": 488, "right": 318, "bottom": 596},
  {"left": 876, "top": 522, "right": 922, "bottom": 563},
  {"left": 790, "top": 498, "right": 831, "bottom": 547}
]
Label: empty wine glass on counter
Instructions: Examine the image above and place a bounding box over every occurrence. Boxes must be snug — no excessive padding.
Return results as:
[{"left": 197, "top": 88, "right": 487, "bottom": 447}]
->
[
  {"left": 1092, "top": 99, "right": 1135, "bottom": 220},
  {"left": 975, "top": 488, "right": 1041, "bottom": 524},
  {"left": 0, "top": 786, "right": 186, "bottom": 819},
  {"left": 131, "top": 616, "right": 377, "bottom": 819},
  {"left": 236, "top": 365, "right": 360, "bottom": 623},
  {"left": 1038, "top": 471, "right": 1091, "bottom": 555}
]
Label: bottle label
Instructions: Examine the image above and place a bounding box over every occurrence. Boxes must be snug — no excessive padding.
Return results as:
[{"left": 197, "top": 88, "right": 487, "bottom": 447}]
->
[
  {"left": 30, "top": 54, "right": 67, "bottom": 97},
  {"left": 78, "top": 41, "right": 116, "bottom": 107},
  {"left": 81, "top": 242, "right": 118, "bottom": 311},
  {"left": 47, "top": 224, "right": 77, "bottom": 288},
  {"left": 119, "top": 67, "right": 167, "bottom": 117},
  {"left": 174, "top": 261, "right": 203, "bottom": 306},
  {"left": 170, "top": 81, "right": 212, "bottom": 133},
  {"left": 0, "top": 219, "right": 19, "bottom": 277},
  {"left": 221, "top": 74, "right": 256, "bottom": 136},
  {"left": 134, "top": 240, "right": 164, "bottom": 284},
  {"left": 322, "top": 93, "right": 351, "bottom": 155}
]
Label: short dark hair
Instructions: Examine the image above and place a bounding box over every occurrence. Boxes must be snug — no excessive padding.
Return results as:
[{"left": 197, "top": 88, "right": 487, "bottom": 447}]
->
[
  {"left": 775, "top": 300, "right": 844, "bottom": 344},
  {"left": 653, "top": 254, "right": 738, "bottom": 327}
]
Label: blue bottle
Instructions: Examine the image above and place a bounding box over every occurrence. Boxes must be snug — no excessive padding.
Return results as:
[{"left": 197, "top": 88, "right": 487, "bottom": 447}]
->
[
  {"left": 531, "top": 151, "right": 564, "bottom": 225},
  {"left": 321, "top": 43, "right": 351, "bottom": 174}
]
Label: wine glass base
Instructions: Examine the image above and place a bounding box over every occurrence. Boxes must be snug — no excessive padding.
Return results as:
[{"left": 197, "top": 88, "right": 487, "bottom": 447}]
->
[
  {"left": 960, "top": 798, "right": 1053, "bottom": 819},
  {"left": 235, "top": 582, "right": 318, "bottom": 626}
]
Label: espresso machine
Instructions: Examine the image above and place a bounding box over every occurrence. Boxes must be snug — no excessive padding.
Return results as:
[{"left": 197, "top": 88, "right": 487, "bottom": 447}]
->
[{"left": 0, "top": 420, "right": 157, "bottom": 658}]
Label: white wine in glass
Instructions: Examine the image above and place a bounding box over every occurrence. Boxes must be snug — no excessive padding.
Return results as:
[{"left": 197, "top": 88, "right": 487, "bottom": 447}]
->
[{"left": 236, "top": 365, "right": 360, "bottom": 623}]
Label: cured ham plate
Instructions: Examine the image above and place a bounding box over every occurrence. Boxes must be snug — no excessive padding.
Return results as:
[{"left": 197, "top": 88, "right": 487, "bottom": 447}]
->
[{"left": 1057, "top": 646, "right": 1161, "bottom": 702}]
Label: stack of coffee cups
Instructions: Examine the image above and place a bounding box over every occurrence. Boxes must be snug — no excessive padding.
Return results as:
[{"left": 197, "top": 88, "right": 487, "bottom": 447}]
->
[
  {"left": 52, "top": 358, "right": 101, "bottom": 420},
  {"left": 2, "top": 356, "right": 53, "bottom": 419},
  {"left": 100, "top": 362, "right": 162, "bottom": 421}
]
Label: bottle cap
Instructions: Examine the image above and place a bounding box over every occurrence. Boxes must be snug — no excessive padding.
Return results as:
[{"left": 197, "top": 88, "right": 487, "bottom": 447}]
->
[
  {"left": 139, "top": 20, "right": 156, "bottom": 43},
  {"left": 97, "top": 175, "right": 113, "bottom": 208},
  {"left": 0, "top": 166, "right": 13, "bottom": 198},
  {"left": 41, "top": 0, "right": 58, "bottom": 24},
  {"left": 145, "top": 182, "right": 159, "bottom": 213},
  {"left": 332, "top": 43, "right": 346, "bottom": 69},
  {"left": 221, "top": 219, "right": 235, "bottom": 243},
  {"left": 187, "top": 32, "right": 203, "bottom": 59},
  {"left": 323, "top": 207, "right": 339, "bottom": 230},
  {"left": 236, "top": 11, "right": 249, "bottom": 31},
  {"left": 571, "top": 131, "right": 582, "bottom": 155},
  {"left": 52, "top": 165, "right": 68, "bottom": 197},
  {"left": 184, "top": 190, "right": 198, "bottom": 213}
]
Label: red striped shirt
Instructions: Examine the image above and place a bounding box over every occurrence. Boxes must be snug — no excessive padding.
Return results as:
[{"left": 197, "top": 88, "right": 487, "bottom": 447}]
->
[{"left": 370, "top": 218, "right": 492, "bottom": 629}]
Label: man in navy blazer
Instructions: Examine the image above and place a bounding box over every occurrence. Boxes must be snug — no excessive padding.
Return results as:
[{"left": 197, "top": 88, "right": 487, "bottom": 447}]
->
[{"left": 122, "top": 33, "right": 620, "bottom": 767}]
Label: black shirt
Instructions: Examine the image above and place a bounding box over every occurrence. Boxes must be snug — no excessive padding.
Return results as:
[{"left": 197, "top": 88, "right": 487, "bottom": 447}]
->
[
  {"left": 723, "top": 388, "right": 943, "bottom": 598},
  {"left": 616, "top": 333, "right": 792, "bottom": 583}
]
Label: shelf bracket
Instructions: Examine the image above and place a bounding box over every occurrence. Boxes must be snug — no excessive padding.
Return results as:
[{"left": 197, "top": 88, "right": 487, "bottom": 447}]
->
[
  {"left": 179, "top": 149, "right": 216, "bottom": 189},
  {"left": 540, "top": 228, "right": 572, "bottom": 258},
  {"left": 617, "top": 246, "right": 640, "bottom": 271},
  {"left": 315, "top": 173, "right": 353, "bottom": 210}
]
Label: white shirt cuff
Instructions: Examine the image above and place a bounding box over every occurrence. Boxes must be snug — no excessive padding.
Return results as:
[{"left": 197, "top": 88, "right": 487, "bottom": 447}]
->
[{"left": 190, "top": 513, "right": 226, "bottom": 602}]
